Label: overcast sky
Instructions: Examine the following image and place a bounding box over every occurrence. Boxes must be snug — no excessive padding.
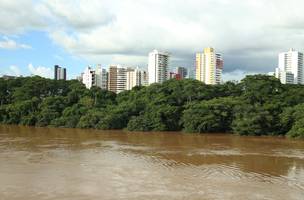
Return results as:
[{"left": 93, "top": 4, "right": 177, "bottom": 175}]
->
[{"left": 0, "top": 0, "right": 304, "bottom": 81}]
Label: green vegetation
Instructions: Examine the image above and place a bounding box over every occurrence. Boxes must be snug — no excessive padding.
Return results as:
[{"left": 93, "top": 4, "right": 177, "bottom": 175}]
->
[{"left": 1, "top": 75, "right": 304, "bottom": 138}]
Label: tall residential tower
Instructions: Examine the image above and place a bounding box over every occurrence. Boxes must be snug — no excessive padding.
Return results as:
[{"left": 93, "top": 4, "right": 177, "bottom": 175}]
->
[
  {"left": 148, "top": 50, "right": 170, "bottom": 85},
  {"left": 176, "top": 67, "right": 188, "bottom": 79},
  {"left": 108, "top": 65, "right": 127, "bottom": 94},
  {"left": 275, "top": 49, "right": 304, "bottom": 84},
  {"left": 54, "top": 65, "right": 66, "bottom": 80},
  {"left": 195, "top": 48, "right": 223, "bottom": 85},
  {"left": 82, "top": 65, "right": 108, "bottom": 89}
]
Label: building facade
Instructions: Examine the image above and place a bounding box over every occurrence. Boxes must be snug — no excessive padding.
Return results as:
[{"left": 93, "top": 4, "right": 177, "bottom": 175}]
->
[
  {"left": 148, "top": 50, "right": 170, "bottom": 85},
  {"left": 82, "top": 66, "right": 107, "bottom": 89},
  {"left": 95, "top": 65, "right": 108, "bottom": 90},
  {"left": 176, "top": 67, "right": 188, "bottom": 79},
  {"left": 126, "top": 68, "right": 147, "bottom": 90},
  {"left": 275, "top": 67, "right": 294, "bottom": 84},
  {"left": 108, "top": 65, "right": 127, "bottom": 93},
  {"left": 195, "top": 47, "right": 223, "bottom": 85},
  {"left": 54, "top": 65, "right": 66, "bottom": 80},
  {"left": 276, "top": 49, "right": 304, "bottom": 84},
  {"left": 169, "top": 72, "right": 181, "bottom": 80}
]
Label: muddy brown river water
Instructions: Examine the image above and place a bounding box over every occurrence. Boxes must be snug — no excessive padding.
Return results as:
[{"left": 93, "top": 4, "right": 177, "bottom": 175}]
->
[{"left": 0, "top": 125, "right": 304, "bottom": 200}]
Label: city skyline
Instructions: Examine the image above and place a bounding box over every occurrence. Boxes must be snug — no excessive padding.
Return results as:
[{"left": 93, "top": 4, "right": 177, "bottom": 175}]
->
[{"left": 1, "top": 0, "right": 304, "bottom": 81}]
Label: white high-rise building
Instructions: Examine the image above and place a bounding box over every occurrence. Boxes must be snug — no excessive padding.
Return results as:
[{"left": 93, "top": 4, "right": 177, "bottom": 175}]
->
[
  {"left": 196, "top": 47, "right": 223, "bottom": 85},
  {"left": 275, "top": 67, "right": 294, "bottom": 84},
  {"left": 82, "top": 67, "right": 95, "bottom": 89},
  {"left": 95, "top": 65, "right": 108, "bottom": 89},
  {"left": 148, "top": 50, "right": 170, "bottom": 84},
  {"left": 126, "top": 68, "right": 146, "bottom": 90},
  {"left": 82, "top": 66, "right": 108, "bottom": 89},
  {"left": 276, "top": 48, "right": 304, "bottom": 84}
]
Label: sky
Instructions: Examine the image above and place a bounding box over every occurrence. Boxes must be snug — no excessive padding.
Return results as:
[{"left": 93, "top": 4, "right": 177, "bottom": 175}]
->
[{"left": 1, "top": 0, "right": 304, "bottom": 81}]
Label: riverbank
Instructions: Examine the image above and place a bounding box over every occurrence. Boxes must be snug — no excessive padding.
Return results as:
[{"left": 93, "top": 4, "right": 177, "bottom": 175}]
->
[
  {"left": 1, "top": 75, "right": 304, "bottom": 139},
  {"left": 0, "top": 124, "right": 295, "bottom": 141}
]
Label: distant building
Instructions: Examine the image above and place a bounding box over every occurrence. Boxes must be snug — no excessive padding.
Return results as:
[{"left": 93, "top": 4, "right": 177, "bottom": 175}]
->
[
  {"left": 275, "top": 49, "right": 304, "bottom": 84},
  {"left": 141, "top": 70, "right": 149, "bottom": 86},
  {"left": 275, "top": 67, "right": 295, "bottom": 84},
  {"left": 176, "top": 67, "right": 188, "bottom": 79},
  {"left": 108, "top": 65, "right": 127, "bottom": 94},
  {"left": 196, "top": 47, "right": 223, "bottom": 85},
  {"left": 126, "top": 68, "right": 147, "bottom": 90},
  {"left": 95, "top": 65, "right": 108, "bottom": 90},
  {"left": 148, "top": 50, "right": 170, "bottom": 84},
  {"left": 82, "top": 67, "right": 96, "bottom": 89},
  {"left": 82, "top": 66, "right": 107, "bottom": 89},
  {"left": 169, "top": 72, "right": 181, "bottom": 80},
  {"left": 54, "top": 65, "right": 66, "bottom": 80}
]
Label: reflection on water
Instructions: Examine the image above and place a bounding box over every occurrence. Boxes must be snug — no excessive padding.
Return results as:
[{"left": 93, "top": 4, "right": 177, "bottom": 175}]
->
[{"left": 0, "top": 125, "right": 304, "bottom": 200}]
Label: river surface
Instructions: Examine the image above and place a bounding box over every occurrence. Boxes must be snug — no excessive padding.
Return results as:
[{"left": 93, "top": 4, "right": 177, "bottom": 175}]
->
[{"left": 0, "top": 125, "right": 304, "bottom": 200}]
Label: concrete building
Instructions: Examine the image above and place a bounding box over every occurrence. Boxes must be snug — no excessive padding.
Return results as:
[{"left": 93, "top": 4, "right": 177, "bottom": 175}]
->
[
  {"left": 126, "top": 68, "right": 147, "bottom": 90},
  {"left": 95, "top": 65, "right": 108, "bottom": 90},
  {"left": 196, "top": 47, "right": 223, "bottom": 85},
  {"left": 82, "top": 66, "right": 107, "bottom": 89},
  {"left": 169, "top": 72, "right": 181, "bottom": 80},
  {"left": 148, "top": 50, "right": 170, "bottom": 84},
  {"left": 108, "top": 65, "right": 127, "bottom": 93},
  {"left": 82, "top": 67, "right": 95, "bottom": 89},
  {"left": 275, "top": 67, "right": 294, "bottom": 84},
  {"left": 276, "top": 49, "right": 304, "bottom": 84},
  {"left": 54, "top": 65, "right": 66, "bottom": 80},
  {"left": 142, "top": 70, "right": 149, "bottom": 86},
  {"left": 176, "top": 67, "right": 188, "bottom": 79}
]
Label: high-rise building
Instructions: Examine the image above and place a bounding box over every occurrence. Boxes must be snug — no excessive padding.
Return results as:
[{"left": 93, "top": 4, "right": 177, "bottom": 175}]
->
[
  {"left": 54, "top": 65, "right": 66, "bottom": 80},
  {"left": 108, "top": 65, "right": 127, "bottom": 93},
  {"left": 275, "top": 49, "right": 304, "bottom": 84},
  {"left": 142, "top": 71, "right": 149, "bottom": 86},
  {"left": 275, "top": 67, "right": 294, "bottom": 84},
  {"left": 95, "top": 65, "right": 108, "bottom": 90},
  {"left": 82, "top": 66, "right": 107, "bottom": 89},
  {"left": 176, "top": 67, "right": 188, "bottom": 79},
  {"left": 169, "top": 72, "right": 181, "bottom": 80},
  {"left": 126, "top": 68, "right": 146, "bottom": 90},
  {"left": 148, "top": 50, "right": 170, "bottom": 85},
  {"left": 82, "top": 67, "right": 95, "bottom": 89},
  {"left": 195, "top": 47, "right": 223, "bottom": 85}
]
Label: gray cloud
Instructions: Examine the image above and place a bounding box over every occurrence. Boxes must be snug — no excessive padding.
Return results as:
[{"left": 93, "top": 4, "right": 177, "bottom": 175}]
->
[{"left": 1, "top": 0, "right": 304, "bottom": 77}]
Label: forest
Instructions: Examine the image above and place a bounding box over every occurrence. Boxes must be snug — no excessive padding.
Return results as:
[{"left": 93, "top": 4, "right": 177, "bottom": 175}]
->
[{"left": 0, "top": 75, "right": 304, "bottom": 139}]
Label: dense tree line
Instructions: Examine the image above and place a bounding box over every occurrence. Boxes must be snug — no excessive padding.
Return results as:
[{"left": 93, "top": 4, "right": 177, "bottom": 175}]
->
[{"left": 0, "top": 75, "right": 304, "bottom": 139}]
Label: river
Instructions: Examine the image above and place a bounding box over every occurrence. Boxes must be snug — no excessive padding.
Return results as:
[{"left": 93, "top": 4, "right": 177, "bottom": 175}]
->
[{"left": 0, "top": 125, "right": 304, "bottom": 200}]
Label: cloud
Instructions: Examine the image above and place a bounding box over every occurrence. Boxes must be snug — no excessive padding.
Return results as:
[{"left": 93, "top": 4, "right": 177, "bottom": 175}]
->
[
  {"left": 0, "top": 0, "right": 47, "bottom": 34},
  {"left": 43, "top": 0, "right": 115, "bottom": 30},
  {"left": 9, "top": 65, "right": 21, "bottom": 76},
  {"left": 2, "top": 0, "right": 304, "bottom": 74},
  {"left": 0, "top": 65, "right": 22, "bottom": 76},
  {"left": 44, "top": 0, "right": 304, "bottom": 72},
  {"left": 28, "top": 63, "right": 52, "bottom": 78},
  {"left": 0, "top": 37, "right": 31, "bottom": 50}
]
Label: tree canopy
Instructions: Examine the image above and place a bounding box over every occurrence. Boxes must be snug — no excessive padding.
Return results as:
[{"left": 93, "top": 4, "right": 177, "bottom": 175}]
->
[{"left": 1, "top": 75, "right": 304, "bottom": 139}]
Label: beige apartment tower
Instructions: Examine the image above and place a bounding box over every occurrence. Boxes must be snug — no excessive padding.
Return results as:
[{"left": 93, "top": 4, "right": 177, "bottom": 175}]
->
[
  {"left": 108, "top": 65, "right": 127, "bottom": 94},
  {"left": 196, "top": 47, "right": 223, "bottom": 85}
]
